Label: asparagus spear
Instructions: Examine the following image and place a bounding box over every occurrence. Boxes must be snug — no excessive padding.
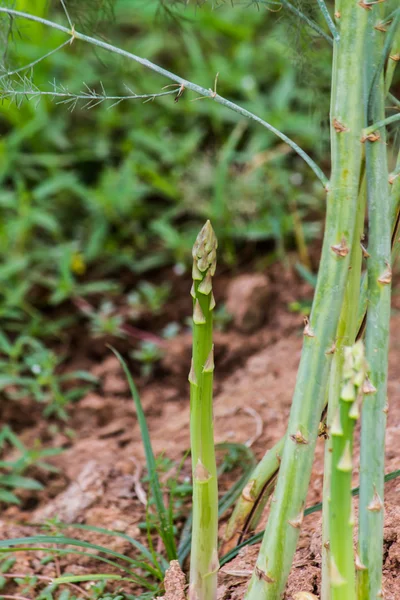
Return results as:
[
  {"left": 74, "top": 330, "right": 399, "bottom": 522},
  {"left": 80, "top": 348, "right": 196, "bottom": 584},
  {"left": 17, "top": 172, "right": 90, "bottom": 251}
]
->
[
  {"left": 244, "top": 3, "right": 369, "bottom": 597},
  {"left": 357, "top": 9, "right": 396, "bottom": 599},
  {"left": 329, "top": 342, "right": 366, "bottom": 600},
  {"left": 189, "top": 221, "right": 219, "bottom": 600}
]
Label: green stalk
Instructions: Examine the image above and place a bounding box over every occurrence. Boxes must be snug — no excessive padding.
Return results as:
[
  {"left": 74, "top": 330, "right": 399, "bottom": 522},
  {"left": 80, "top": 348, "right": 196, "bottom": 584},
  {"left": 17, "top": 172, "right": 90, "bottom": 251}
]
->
[
  {"left": 223, "top": 162, "right": 400, "bottom": 556},
  {"left": 189, "top": 221, "right": 219, "bottom": 600},
  {"left": 329, "top": 342, "right": 366, "bottom": 600},
  {"left": 357, "top": 8, "right": 395, "bottom": 599},
  {"left": 321, "top": 177, "right": 365, "bottom": 600},
  {"left": 221, "top": 437, "right": 284, "bottom": 555},
  {"left": 244, "top": 3, "right": 368, "bottom": 597}
]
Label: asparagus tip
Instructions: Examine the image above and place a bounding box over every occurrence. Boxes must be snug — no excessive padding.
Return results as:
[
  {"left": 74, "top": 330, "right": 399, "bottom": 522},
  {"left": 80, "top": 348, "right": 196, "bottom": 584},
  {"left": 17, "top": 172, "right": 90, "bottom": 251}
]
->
[
  {"left": 198, "top": 270, "right": 213, "bottom": 295},
  {"left": 192, "top": 220, "right": 218, "bottom": 274}
]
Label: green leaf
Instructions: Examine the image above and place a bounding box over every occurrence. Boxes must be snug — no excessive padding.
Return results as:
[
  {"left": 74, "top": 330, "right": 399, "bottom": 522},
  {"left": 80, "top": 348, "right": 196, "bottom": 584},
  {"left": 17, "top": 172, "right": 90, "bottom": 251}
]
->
[
  {"left": 0, "top": 474, "right": 43, "bottom": 490},
  {"left": 0, "top": 489, "right": 20, "bottom": 504}
]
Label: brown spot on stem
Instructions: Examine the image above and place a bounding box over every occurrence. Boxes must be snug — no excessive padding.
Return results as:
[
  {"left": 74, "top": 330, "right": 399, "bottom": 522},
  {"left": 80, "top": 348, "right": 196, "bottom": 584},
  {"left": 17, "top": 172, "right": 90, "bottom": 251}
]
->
[
  {"left": 333, "top": 118, "right": 348, "bottom": 132},
  {"left": 374, "top": 23, "right": 387, "bottom": 32},
  {"left": 334, "top": 11, "right": 340, "bottom": 18},
  {"left": 288, "top": 510, "right": 304, "bottom": 529},
  {"left": 361, "top": 131, "right": 381, "bottom": 143},
  {"left": 358, "top": 0, "right": 386, "bottom": 8},
  {"left": 194, "top": 459, "right": 211, "bottom": 482},
  {"left": 326, "top": 341, "right": 336, "bottom": 355},
  {"left": 242, "top": 480, "right": 256, "bottom": 502},
  {"left": 318, "top": 421, "right": 329, "bottom": 439},
  {"left": 368, "top": 489, "right": 383, "bottom": 512},
  {"left": 363, "top": 376, "right": 377, "bottom": 395},
  {"left": 358, "top": 1, "right": 372, "bottom": 9},
  {"left": 389, "top": 53, "right": 400, "bottom": 61},
  {"left": 331, "top": 237, "right": 349, "bottom": 257},
  {"left": 303, "top": 316, "right": 315, "bottom": 338},
  {"left": 255, "top": 566, "right": 275, "bottom": 584},
  {"left": 290, "top": 430, "right": 308, "bottom": 444},
  {"left": 361, "top": 243, "right": 370, "bottom": 258},
  {"left": 378, "top": 263, "right": 392, "bottom": 284}
]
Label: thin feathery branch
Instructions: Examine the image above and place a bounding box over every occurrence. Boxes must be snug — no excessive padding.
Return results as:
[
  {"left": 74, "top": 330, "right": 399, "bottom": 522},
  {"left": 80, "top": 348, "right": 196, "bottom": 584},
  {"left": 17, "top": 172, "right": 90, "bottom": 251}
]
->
[
  {"left": 0, "top": 76, "right": 178, "bottom": 110},
  {"left": 0, "top": 6, "right": 328, "bottom": 186}
]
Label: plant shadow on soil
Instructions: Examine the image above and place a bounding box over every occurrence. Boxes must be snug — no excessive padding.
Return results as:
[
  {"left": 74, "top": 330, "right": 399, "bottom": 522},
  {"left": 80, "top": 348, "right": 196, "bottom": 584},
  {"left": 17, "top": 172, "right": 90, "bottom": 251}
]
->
[{"left": 1, "top": 264, "right": 400, "bottom": 599}]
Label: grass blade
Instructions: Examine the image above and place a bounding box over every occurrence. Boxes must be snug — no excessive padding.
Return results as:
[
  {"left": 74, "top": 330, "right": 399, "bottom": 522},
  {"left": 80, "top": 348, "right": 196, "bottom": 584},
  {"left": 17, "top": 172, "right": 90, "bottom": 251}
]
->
[{"left": 110, "top": 347, "right": 177, "bottom": 562}]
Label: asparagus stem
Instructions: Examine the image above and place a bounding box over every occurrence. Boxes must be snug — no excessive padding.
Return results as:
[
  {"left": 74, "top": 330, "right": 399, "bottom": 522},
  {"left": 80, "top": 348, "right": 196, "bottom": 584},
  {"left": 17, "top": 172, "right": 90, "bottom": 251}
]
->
[
  {"left": 221, "top": 438, "right": 284, "bottom": 555},
  {"left": 222, "top": 184, "right": 400, "bottom": 556},
  {"left": 321, "top": 179, "right": 365, "bottom": 600},
  {"left": 189, "top": 221, "right": 219, "bottom": 600},
  {"left": 244, "top": 4, "right": 368, "bottom": 597},
  {"left": 357, "top": 8, "right": 394, "bottom": 599},
  {"left": 329, "top": 342, "right": 366, "bottom": 600}
]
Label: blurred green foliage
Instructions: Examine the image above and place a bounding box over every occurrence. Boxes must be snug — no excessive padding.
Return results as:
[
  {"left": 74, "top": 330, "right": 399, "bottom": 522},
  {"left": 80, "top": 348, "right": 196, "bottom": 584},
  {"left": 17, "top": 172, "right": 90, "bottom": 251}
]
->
[
  {"left": 0, "top": 425, "right": 61, "bottom": 504},
  {"left": 0, "top": 0, "right": 331, "bottom": 413}
]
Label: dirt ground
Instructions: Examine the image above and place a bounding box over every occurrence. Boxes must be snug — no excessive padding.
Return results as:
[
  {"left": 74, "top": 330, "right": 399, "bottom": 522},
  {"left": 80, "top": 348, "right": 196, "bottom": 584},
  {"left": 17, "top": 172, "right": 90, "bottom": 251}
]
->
[{"left": 1, "top": 265, "right": 399, "bottom": 599}]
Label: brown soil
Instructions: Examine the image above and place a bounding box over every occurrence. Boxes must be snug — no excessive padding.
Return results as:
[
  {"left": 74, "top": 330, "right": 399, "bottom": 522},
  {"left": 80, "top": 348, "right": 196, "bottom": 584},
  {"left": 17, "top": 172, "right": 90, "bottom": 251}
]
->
[{"left": 1, "top": 265, "right": 399, "bottom": 600}]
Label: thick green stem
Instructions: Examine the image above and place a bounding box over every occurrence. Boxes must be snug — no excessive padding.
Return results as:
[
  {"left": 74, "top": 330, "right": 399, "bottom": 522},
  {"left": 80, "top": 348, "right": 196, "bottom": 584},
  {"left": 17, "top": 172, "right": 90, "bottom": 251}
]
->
[
  {"left": 357, "top": 8, "right": 394, "bottom": 600},
  {"left": 244, "top": 4, "right": 368, "bottom": 598},
  {"left": 223, "top": 163, "right": 400, "bottom": 557},
  {"left": 321, "top": 177, "right": 365, "bottom": 600},
  {"left": 189, "top": 221, "right": 219, "bottom": 600},
  {"left": 329, "top": 342, "right": 365, "bottom": 600}
]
